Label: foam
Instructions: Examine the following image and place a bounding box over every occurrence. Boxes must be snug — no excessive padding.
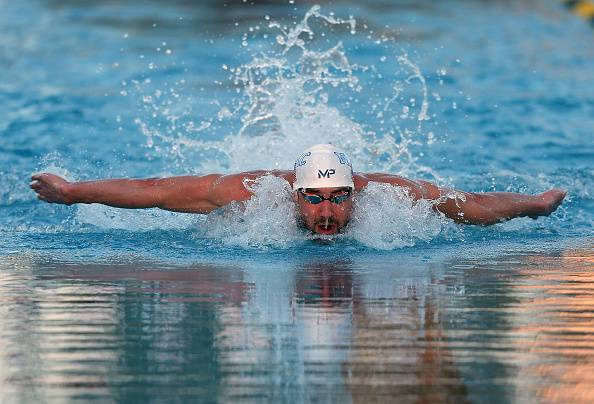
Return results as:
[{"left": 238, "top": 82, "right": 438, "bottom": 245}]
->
[
  {"left": 346, "top": 182, "right": 449, "bottom": 250},
  {"left": 195, "top": 177, "right": 449, "bottom": 250},
  {"left": 198, "top": 175, "right": 302, "bottom": 248},
  {"left": 33, "top": 7, "right": 452, "bottom": 248}
]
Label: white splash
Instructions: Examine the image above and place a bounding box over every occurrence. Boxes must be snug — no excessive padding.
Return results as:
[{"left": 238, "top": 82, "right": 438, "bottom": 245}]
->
[
  {"left": 133, "top": 5, "right": 438, "bottom": 178},
  {"left": 346, "top": 182, "right": 447, "bottom": 250},
  {"left": 196, "top": 178, "right": 449, "bottom": 250},
  {"left": 397, "top": 54, "right": 429, "bottom": 124},
  {"left": 78, "top": 5, "right": 448, "bottom": 248},
  {"left": 198, "top": 175, "right": 303, "bottom": 248}
]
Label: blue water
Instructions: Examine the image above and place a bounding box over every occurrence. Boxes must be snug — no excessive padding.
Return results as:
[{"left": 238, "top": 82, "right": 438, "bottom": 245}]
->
[{"left": 1, "top": 0, "right": 593, "bottom": 402}]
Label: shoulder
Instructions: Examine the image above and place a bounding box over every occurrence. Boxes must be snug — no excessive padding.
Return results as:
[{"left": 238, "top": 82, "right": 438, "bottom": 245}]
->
[
  {"left": 213, "top": 170, "right": 292, "bottom": 183},
  {"left": 211, "top": 170, "right": 294, "bottom": 195},
  {"left": 353, "top": 172, "right": 425, "bottom": 199},
  {"left": 354, "top": 172, "right": 415, "bottom": 188}
]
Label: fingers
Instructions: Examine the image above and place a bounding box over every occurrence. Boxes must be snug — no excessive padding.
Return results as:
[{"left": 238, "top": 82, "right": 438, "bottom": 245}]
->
[
  {"left": 559, "top": 190, "right": 568, "bottom": 202},
  {"left": 30, "top": 173, "right": 69, "bottom": 204},
  {"left": 30, "top": 173, "right": 51, "bottom": 202},
  {"left": 31, "top": 173, "right": 47, "bottom": 181},
  {"left": 31, "top": 172, "right": 61, "bottom": 182},
  {"left": 540, "top": 189, "right": 567, "bottom": 216},
  {"left": 548, "top": 189, "right": 567, "bottom": 200},
  {"left": 549, "top": 189, "right": 567, "bottom": 205},
  {"left": 31, "top": 174, "right": 47, "bottom": 189}
]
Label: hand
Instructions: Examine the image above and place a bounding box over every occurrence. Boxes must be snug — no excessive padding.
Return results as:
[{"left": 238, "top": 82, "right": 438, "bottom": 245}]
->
[
  {"left": 30, "top": 173, "right": 73, "bottom": 204},
  {"left": 530, "top": 189, "right": 567, "bottom": 219}
]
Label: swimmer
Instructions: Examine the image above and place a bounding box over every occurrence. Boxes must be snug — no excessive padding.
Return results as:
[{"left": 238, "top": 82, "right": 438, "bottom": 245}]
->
[{"left": 30, "top": 144, "right": 566, "bottom": 235}]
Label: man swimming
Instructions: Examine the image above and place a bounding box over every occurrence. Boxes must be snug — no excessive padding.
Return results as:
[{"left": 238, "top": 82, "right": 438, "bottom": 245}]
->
[{"left": 30, "top": 144, "right": 566, "bottom": 235}]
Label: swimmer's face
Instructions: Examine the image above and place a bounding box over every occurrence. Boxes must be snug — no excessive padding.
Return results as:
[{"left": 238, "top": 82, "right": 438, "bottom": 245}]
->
[{"left": 295, "top": 187, "right": 353, "bottom": 235}]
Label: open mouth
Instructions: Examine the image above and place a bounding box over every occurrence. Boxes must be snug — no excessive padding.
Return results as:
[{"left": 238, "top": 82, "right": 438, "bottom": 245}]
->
[{"left": 315, "top": 220, "right": 338, "bottom": 235}]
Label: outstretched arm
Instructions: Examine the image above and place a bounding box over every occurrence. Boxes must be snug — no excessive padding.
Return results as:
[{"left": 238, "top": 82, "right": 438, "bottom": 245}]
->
[
  {"left": 30, "top": 171, "right": 290, "bottom": 214},
  {"left": 358, "top": 173, "right": 566, "bottom": 225},
  {"left": 418, "top": 181, "right": 567, "bottom": 225}
]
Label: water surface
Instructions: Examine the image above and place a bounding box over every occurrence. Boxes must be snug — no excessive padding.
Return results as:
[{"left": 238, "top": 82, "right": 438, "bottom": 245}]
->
[
  {"left": 1, "top": 0, "right": 593, "bottom": 402},
  {"left": 1, "top": 245, "right": 593, "bottom": 402}
]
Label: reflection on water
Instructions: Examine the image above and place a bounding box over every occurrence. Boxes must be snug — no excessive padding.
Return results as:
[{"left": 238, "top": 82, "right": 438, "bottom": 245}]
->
[
  {"left": 511, "top": 249, "right": 594, "bottom": 403},
  {"left": 1, "top": 245, "right": 593, "bottom": 402}
]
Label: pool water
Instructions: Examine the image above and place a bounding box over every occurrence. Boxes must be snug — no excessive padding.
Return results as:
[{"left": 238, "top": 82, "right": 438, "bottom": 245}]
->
[{"left": 1, "top": 0, "right": 593, "bottom": 402}]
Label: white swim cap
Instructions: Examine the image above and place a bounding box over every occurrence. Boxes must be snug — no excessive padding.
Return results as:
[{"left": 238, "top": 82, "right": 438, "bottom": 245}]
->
[{"left": 293, "top": 144, "right": 354, "bottom": 191}]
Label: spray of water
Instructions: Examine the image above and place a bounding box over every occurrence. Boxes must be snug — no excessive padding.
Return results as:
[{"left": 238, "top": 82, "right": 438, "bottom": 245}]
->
[
  {"left": 198, "top": 175, "right": 302, "bottom": 248},
  {"left": 134, "top": 5, "right": 437, "bottom": 177},
  {"left": 346, "top": 182, "right": 449, "bottom": 250},
  {"left": 81, "top": 5, "right": 451, "bottom": 249}
]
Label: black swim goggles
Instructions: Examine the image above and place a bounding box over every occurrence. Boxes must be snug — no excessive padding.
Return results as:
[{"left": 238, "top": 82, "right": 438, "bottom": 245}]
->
[{"left": 298, "top": 189, "right": 352, "bottom": 205}]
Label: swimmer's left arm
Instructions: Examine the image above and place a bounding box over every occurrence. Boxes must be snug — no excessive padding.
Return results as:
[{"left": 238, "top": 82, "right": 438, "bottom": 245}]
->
[
  {"left": 416, "top": 180, "right": 567, "bottom": 225},
  {"left": 359, "top": 174, "right": 566, "bottom": 225}
]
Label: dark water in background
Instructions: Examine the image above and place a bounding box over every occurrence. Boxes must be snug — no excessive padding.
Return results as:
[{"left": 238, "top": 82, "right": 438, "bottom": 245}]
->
[{"left": 1, "top": 0, "right": 594, "bottom": 402}]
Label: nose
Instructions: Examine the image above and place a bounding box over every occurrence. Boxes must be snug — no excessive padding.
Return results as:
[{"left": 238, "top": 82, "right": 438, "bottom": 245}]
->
[{"left": 319, "top": 200, "right": 333, "bottom": 217}]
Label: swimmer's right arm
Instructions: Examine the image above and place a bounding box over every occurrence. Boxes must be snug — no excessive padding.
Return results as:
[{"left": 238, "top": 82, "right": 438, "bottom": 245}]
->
[{"left": 30, "top": 172, "right": 282, "bottom": 214}]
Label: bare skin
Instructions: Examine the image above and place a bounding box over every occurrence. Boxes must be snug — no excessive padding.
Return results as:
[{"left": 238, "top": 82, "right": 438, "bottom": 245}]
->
[
  {"left": 295, "top": 187, "right": 354, "bottom": 235},
  {"left": 30, "top": 171, "right": 567, "bottom": 234}
]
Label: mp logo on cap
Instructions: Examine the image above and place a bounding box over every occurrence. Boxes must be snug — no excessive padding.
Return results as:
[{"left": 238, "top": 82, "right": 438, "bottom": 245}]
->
[{"left": 318, "top": 169, "right": 336, "bottom": 178}]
